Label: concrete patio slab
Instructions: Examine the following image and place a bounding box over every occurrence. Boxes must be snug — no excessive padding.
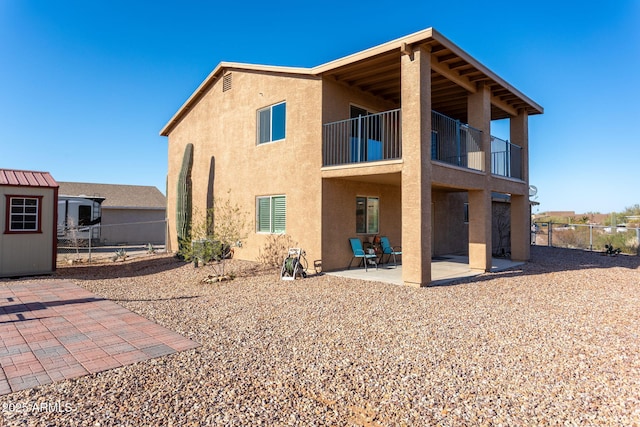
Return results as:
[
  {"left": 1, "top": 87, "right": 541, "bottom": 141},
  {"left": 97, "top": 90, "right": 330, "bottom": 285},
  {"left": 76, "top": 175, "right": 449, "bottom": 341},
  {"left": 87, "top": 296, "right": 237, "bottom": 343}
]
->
[
  {"left": 0, "top": 280, "right": 200, "bottom": 395},
  {"left": 326, "top": 255, "right": 524, "bottom": 286}
]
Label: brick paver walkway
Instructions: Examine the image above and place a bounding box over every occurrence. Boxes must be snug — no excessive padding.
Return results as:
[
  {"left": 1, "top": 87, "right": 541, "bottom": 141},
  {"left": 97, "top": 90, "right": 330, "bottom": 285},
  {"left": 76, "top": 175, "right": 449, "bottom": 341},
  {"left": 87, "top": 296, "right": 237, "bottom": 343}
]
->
[{"left": 0, "top": 281, "right": 200, "bottom": 395}]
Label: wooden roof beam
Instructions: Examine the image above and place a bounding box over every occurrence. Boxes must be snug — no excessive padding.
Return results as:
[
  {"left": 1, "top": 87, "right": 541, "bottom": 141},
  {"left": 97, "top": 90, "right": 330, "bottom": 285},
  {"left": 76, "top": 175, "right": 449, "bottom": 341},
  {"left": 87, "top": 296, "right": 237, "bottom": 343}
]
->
[
  {"left": 458, "top": 68, "right": 480, "bottom": 76},
  {"left": 436, "top": 52, "right": 458, "bottom": 63},
  {"left": 491, "top": 96, "right": 518, "bottom": 117},
  {"left": 430, "top": 54, "right": 476, "bottom": 94},
  {"left": 449, "top": 60, "right": 469, "bottom": 70},
  {"left": 431, "top": 78, "right": 458, "bottom": 88},
  {"left": 432, "top": 87, "right": 467, "bottom": 98},
  {"left": 335, "top": 61, "right": 398, "bottom": 81},
  {"left": 330, "top": 55, "right": 397, "bottom": 78},
  {"left": 351, "top": 72, "right": 400, "bottom": 88}
]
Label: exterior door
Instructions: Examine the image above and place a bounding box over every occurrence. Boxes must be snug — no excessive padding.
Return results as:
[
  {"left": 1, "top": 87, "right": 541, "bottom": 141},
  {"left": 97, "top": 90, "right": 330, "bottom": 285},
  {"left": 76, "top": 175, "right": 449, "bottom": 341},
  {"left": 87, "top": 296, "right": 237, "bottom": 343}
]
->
[{"left": 350, "top": 106, "right": 368, "bottom": 162}]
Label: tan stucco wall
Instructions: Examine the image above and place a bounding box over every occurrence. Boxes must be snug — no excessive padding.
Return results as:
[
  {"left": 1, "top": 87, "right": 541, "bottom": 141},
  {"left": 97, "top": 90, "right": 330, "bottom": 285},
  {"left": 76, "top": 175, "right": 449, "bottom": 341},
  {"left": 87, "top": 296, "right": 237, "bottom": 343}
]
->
[
  {"left": 321, "top": 178, "right": 401, "bottom": 271},
  {"left": 166, "top": 69, "right": 323, "bottom": 264},
  {"left": 0, "top": 186, "right": 56, "bottom": 277}
]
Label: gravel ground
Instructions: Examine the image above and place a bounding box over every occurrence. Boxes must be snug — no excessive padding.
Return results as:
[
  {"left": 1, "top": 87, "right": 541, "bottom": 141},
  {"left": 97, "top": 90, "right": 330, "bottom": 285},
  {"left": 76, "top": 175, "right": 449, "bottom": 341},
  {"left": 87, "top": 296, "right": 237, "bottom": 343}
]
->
[{"left": 1, "top": 246, "right": 639, "bottom": 426}]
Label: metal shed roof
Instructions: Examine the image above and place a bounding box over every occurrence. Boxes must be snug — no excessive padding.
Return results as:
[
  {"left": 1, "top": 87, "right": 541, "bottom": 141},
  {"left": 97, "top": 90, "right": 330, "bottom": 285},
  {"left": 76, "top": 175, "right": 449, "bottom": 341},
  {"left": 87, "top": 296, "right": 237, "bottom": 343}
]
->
[{"left": 0, "top": 169, "right": 58, "bottom": 188}]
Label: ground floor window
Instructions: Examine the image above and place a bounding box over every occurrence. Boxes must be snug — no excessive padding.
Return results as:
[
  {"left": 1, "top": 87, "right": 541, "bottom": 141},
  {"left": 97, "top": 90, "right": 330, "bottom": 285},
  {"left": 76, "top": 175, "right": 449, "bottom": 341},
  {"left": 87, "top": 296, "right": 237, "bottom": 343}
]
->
[
  {"left": 257, "top": 195, "right": 286, "bottom": 233},
  {"left": 464, "top": 202, "right": 469, "bottom": 223},
  {"left": 356, "top": 196, "right": 379, "bottom": 234},
  {"left": 5, "top": 195, "right": 42, "bottom": 233}
]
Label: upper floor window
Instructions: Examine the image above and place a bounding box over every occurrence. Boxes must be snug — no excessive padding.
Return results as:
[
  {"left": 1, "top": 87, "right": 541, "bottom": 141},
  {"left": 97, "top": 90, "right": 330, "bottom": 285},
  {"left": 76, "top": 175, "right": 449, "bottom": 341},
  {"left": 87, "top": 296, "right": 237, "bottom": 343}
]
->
[
  {"left": 6, "top": 196, "right": 42, "bottom": 233},
  {"left": 257, "top": 102, "right": 286, "bottom": 144}
]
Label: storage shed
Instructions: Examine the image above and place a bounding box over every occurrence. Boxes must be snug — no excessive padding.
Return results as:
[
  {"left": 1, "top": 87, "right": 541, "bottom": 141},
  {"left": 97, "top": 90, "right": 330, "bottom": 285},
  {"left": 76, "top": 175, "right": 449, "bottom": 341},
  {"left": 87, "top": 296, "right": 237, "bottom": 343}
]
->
[{"left": 0, "top": 169, "right": 59, "bottom": 277}]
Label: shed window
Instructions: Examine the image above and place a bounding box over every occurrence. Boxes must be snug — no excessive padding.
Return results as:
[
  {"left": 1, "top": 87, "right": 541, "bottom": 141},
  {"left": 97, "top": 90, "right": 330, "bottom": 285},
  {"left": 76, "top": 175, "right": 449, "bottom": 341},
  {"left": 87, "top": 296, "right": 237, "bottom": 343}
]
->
[{"left": 5, "top": 196, "right": 42, "bottom": 233}]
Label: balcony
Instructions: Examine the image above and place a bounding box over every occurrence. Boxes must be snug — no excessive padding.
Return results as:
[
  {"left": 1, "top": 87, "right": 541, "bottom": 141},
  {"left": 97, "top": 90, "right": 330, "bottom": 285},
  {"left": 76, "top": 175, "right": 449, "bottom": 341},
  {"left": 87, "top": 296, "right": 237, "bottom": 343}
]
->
[
  {"left": 322, "top": 109, "right": 523, "bottom": 180},
  {"left": 431, "top": 110, "right": 483, "bottom": 172},
  {"left": 323, "top": 108, "right": 402, "bottom": 166},
  {"left": 491, "top": 136, "right": 522, "bottom": 180}
]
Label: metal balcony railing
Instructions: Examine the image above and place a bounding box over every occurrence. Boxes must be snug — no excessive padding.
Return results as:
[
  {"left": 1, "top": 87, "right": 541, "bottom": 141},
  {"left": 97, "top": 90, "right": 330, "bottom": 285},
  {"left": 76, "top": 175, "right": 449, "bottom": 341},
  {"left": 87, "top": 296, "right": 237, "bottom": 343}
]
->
[
  {"left": 323, "top": 108, "right": 401, "bottom": 166},
  {"left": 491, "top": 136, "right": 522, "bottom": 179},
  {"left": 431, "top": 111, "right": 484, "bottom": 171},
  {"left": 323, "top": 108, "right": 523, "bottom": 180}
]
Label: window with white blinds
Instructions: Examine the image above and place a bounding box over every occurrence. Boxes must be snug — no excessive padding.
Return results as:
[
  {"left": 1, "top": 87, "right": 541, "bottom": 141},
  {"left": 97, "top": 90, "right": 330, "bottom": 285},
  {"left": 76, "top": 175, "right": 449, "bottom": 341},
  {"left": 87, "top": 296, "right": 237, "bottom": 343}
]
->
[{"left": 256, "top": 195, "right": 286, "bottom": 233}]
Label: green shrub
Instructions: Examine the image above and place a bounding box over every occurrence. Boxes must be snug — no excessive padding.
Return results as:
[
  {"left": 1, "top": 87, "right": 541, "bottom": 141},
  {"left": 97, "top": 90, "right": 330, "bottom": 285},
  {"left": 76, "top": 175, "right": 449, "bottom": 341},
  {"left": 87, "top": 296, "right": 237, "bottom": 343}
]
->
[
  {"left": 178, "top": 191, "right": 248, "bottom": 277},
  {"left": 596, "top": 230, "right": 637, "bottom": 255}
]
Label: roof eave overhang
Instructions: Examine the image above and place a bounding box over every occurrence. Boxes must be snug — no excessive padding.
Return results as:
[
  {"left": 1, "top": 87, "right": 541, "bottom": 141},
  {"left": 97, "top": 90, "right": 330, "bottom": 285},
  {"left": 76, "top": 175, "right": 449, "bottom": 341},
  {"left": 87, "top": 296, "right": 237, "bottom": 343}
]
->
[
  {"left": 428, "top": 28, "right": 543, "bottom": 116},
  {"left": 160, "top": 27, "right": 543, "bottom": 136},
  {"left": 313, "top": 27, "right": 543, "bottom": 117},
  {"left": 311, "top": 27, "right": 436, "bottom": 74}
]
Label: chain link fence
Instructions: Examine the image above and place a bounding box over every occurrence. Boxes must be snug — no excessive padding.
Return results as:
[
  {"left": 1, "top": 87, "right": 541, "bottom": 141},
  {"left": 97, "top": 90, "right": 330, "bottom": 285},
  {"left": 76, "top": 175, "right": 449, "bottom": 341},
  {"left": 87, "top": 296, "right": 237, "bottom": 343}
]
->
[
  {"left": 57, "top": 220, "right": 167, "bottom": 264},
  {"left": 532, "top": 222, "right": 640, "bottom": 255}
]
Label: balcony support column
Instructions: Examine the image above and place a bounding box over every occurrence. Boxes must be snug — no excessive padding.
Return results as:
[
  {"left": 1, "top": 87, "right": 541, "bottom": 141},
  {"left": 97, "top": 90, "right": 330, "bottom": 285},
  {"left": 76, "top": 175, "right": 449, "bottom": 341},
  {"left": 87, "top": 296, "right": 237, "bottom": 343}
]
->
[
  {"left": 511, "top": 110, "right": 529, "bottom": 182},
  {"left": 401, "top": 44, "right": 432, "bottom": 287},
  {"left": 467, "top": 83, "right": 492, "bottom": 271},
  {"left": 510, "top": 194, "right": 530, "bottom": 261},
  {"left": 510, "top": 110, "right": 531, "bottom": 261},
  {"left": 467, "top": 82, "right": 492, "bottom": 174},
  {"left": 468, "top": 189, "right": 492, "bottom": 271}
]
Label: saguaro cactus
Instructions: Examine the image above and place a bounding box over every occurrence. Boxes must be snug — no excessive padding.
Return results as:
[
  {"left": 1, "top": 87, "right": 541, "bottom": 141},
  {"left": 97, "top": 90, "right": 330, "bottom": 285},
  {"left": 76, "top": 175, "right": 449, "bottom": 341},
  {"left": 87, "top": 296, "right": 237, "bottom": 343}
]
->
[{"left": 176, "top": 143, "right": 194, "bottom": 255}]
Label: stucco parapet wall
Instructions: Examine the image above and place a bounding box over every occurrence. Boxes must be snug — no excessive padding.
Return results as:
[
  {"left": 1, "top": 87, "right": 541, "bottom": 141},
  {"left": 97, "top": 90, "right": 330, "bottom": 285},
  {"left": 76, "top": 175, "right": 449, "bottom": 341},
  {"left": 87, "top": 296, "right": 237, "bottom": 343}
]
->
[
  {"left": 321, "top": 160, "right": 403, "bottom": 178},
  {"left": 431, "top": 162, "right": 486, "bottom": 190},
  {"left": 431, "top": 162, "right": 528, "bottom": 195},
  {"left": 490, "top": 175, "right": 529, "bottom": 195}
]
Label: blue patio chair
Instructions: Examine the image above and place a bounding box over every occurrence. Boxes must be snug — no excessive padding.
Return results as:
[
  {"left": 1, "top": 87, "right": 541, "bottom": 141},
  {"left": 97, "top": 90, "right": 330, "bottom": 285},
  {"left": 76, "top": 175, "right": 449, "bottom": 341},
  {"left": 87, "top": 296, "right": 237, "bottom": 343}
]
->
[
  {"left": 348, "top": 238, "right": 378, "bottom": 271},
  {"left": 380, "top": 236, "right": 402, "bottom": 267}
]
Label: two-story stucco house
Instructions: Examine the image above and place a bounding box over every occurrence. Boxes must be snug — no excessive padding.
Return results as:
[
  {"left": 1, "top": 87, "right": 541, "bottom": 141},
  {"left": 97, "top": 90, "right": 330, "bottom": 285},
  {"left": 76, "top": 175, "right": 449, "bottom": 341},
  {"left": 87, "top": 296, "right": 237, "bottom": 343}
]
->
[{"left": 160, "top": 28, "right": 543, "bottom": 287}]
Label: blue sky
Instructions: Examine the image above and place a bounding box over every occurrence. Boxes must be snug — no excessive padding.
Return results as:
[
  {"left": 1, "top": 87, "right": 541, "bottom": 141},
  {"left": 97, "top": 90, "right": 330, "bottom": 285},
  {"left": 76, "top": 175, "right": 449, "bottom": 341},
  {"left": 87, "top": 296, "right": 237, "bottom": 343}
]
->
[{"left": 1, "top": 1, "right": 638, "bottom": 214}]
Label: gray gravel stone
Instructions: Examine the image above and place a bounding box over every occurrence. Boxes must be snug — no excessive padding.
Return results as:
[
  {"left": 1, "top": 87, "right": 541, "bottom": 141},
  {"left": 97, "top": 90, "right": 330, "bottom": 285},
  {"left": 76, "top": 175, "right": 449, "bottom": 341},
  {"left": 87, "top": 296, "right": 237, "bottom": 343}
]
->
[{"left": 1, "top": 246, "right": 638, "bottom": 426}]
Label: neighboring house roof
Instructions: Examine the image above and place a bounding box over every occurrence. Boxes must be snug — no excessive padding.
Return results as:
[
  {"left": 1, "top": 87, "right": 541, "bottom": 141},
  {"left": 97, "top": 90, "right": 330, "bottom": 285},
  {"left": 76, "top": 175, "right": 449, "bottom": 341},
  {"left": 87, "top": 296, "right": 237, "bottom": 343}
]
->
[
  {"left": 0, "top": 169, "right": 58, "bottom": 188},
  {"left": 161, "top": 27, "right": 544, "bottom": 136},
  {"left": 57, "top": 182, "right": 166, "bottom": 210}
]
